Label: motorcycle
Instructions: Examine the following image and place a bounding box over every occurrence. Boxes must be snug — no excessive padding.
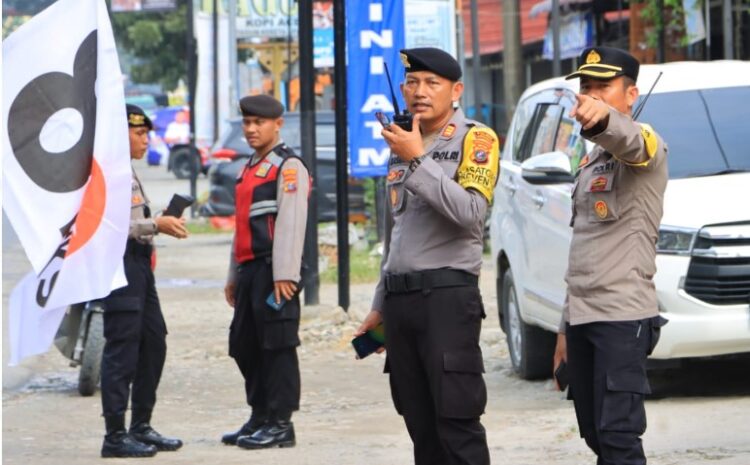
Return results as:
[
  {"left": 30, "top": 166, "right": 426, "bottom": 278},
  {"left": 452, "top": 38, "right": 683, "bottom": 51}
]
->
[{"left": 54, "top": 300, "right": 106, "bottom": 396}]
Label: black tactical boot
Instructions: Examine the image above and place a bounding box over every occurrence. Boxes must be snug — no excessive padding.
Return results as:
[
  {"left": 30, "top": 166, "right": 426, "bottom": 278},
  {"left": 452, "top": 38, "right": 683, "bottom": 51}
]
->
[
  {"left": 101, "top": 415, "right": 157, "bottom": 458},
  {"left": 129, "top": 410, "right": 183, "bottom": 451},
  {"left": 236, "top": 420, "right": 295, "bottom": 449},
  {"left": 221, "top": 410, "right": 267, "bottom": 445}
]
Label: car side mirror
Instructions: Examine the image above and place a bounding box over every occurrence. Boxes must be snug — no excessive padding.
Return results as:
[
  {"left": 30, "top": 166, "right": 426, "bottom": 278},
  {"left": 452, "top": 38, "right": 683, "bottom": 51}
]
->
[{"left": 521, "top": 151, "right": 575, "bottom": 185}]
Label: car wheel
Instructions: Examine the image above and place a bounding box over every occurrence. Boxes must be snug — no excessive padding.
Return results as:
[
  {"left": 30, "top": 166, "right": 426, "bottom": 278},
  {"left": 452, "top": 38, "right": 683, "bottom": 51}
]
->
[
  {"left": 171, "top": 148, "right": 198, "bottom": 180},
  {"left": 501, "top": 267, "right": 556, "bottom": 380}
]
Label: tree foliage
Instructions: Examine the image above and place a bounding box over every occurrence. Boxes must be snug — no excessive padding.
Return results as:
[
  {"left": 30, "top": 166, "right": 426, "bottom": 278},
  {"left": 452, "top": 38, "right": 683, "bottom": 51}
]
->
[{"left": 110, "top": 1, "right": 187, "bottom": 90}]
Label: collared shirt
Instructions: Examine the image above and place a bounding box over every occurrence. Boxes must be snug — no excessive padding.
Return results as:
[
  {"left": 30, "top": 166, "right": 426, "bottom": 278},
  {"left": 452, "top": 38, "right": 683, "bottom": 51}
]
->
[
  {"left": 371, "top": 108, "right": 500, "bottom": 311},
  {"left": 561, "top": 108, "right": 668, "bottom": 331},
  {"left": 129, "top": 167, "right": 157, "bottom": 244}
]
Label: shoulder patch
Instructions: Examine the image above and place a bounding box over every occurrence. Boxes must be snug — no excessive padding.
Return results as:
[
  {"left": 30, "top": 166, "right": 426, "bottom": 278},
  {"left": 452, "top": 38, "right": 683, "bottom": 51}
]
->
[
  {"left": 457, "top": 126, "right": 500, "bottom": 202},
  {"left": 640, "top": 123, "right": 658, "bottom": 159}
]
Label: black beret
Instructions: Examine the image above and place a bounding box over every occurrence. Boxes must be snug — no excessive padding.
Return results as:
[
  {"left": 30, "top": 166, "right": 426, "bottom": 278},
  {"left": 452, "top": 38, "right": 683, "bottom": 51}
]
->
[
  {"left": 400, "top": 47, "right": 462, "bottom": 81},
  {"left": 239, "top": 95, "right": 284, "bottom": 118},
  {"left": 126, "top": 104, "right": 153, "bottom": 130},
  {"left": 566, "top": 46, "right": 640, "bottom": 82}
]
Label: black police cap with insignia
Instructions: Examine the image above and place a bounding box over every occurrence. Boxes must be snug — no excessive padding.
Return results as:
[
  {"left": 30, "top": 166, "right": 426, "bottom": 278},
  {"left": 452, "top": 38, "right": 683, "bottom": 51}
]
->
[
  {"left": 566, "top": 46, "right": 640, "bottom": 82},
  {"left": 239, "top": 94, "right": 284, "bottom": 118},
  {"left": 126, "top": 104, "right": 153, "bottom": 130},
  {"left": 400, "top": 47, "right": 462, "bottom": 81}
]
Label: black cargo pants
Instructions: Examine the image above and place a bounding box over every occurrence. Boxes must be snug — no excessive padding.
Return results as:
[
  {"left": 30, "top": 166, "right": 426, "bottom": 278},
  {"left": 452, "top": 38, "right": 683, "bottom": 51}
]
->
[
  {"left": 383, "top": 279, "right": 490, "bottom": 465},
  {"left": 101, "top": 242, "right": 167, "bottom": 419},
  {"left": 230, "top": 258, "right": 301, "bottom": 419},
  {"left": 566, "top": 316, "right": 667, "bottom": 465}
]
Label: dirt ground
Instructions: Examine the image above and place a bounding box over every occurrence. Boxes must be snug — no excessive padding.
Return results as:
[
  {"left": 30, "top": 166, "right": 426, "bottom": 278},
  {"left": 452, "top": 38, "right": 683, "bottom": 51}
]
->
[{"left": 3, "top": 161, "right": 750, "bottom": 465}]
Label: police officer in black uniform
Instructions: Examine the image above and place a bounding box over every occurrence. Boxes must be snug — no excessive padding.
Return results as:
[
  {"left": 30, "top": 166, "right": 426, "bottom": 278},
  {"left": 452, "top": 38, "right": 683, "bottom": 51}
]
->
[
  {"left": 221, "top": 95, "right": 310, "bottom": 450},
  {"left": 357, "top": 48, "right": 501, "bottom": 465},
  {"left": 99, "top": 104, "right": 188, "bottom": 458}
]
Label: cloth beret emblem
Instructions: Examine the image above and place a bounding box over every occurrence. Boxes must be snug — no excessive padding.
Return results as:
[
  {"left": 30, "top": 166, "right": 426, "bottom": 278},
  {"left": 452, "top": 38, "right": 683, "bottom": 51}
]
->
[
  {"left": 129, "top": 114, "right": 146, "bottom": 126},
  {"left": 400, "top": 52, "right": 410, "bottom": 68}
]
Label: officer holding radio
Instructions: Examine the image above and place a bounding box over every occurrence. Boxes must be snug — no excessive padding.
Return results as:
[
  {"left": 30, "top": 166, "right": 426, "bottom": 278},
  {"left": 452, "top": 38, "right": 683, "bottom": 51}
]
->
[
  {"left": 356, "top": 47, "right": 500, "bottom": 465},
  {"left": 222, "top": 95, "right": 309, "bottom": 450},
  {"left": 100, "top": 104, "right": 188, "bottom": 458},
  {"left": 552, "top": 47, "right": 669, "bottom": 465}
]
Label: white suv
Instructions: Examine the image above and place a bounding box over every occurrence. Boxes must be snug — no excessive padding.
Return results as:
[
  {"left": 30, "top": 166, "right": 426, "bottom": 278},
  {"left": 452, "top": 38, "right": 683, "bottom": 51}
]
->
[{"left": 489, "top": 61, "right": 750, "bottom": 379}]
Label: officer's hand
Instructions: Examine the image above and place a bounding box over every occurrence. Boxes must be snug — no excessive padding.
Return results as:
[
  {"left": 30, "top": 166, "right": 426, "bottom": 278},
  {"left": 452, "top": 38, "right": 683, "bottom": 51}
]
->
[
  {"left": 570, "top": 94, "right": 610, "bottom": 131},
  {"left": 155, "top": 216, "right": 189, "bottom": 239},
  {"left": 381, "top": 113, "right": 424, "bottom": 162},
  {"left": 553, "top": 333, "right": 567, "bottom": 391},
  {"left": 355, "top": 310, "right": 385, "bottom": 355},
  {"left": 274, "top": 280, "right": 297, "bottom": 304},
  {"left": 224, "top": 281, "right": 236, "bottom": 307}
]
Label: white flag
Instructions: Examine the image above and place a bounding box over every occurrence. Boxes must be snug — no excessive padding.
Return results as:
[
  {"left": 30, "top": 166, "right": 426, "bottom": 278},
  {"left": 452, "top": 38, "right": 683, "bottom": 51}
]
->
[{"left": 3, "top": 0, "right": 131, "bottom": 364}]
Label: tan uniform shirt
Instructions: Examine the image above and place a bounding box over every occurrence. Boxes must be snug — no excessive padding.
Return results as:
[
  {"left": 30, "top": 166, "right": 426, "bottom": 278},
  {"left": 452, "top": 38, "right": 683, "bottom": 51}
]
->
[
  {"left": 561, "top": 108, "right": 668, "bottom": 332},
  {"left": 129, "top": 168, "right": 158, "bottom": 244},
  {"left": 371, "top": 109, "right": 500, "bottom": 311},
  {"left": 227, "top": 144, "right": 310, "bottom": 284}
]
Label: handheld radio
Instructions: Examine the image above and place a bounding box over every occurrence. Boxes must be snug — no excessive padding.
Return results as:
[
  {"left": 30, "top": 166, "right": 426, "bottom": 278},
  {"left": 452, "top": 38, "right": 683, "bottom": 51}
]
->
[{"left": 384, "top": 62, "right": 413, "bottom": 132}]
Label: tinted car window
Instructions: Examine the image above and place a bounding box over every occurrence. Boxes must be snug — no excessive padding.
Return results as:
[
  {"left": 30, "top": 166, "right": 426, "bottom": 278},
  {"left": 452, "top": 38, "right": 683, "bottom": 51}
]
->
[{"left": 637, "top": 86, "right": 750, "bottom": 179}]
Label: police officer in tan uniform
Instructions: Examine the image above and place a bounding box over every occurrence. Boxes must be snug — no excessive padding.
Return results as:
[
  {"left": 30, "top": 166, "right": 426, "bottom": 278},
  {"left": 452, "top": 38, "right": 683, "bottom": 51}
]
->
[
  {"left": 222, "top": 95, "right": 309, "bottom": 450},
  {"left": 357, "top": 48, "right": 500, "bottom": 465},
  {"left": 100, "top": 104, "right": 188, "bottom": 458},
  {"left": 552, "top": 47, "right": 669, "bottom": 465}
]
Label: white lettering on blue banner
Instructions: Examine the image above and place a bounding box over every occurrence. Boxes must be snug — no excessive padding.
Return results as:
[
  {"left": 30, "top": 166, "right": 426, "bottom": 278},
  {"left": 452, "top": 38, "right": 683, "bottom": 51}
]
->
[{"left": 346, "top": 0, "right": 405, "bottom": 178}]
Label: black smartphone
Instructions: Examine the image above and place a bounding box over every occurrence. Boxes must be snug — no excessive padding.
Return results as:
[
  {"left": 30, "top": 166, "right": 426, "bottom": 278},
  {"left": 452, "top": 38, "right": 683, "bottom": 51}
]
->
[
  {"left": 265, "top": 280, "right": 304, "bottom": 312},
  {"left": 375, "top": 111, "right": 391, "bottom": 128},
  {"left": 164, "top": 193, "right": 194, "bottom": 217},
  {"left": 554, "top": 361, "right": 569, "bottom": 390},
  {"left": 351, "top": 323, "right": 385, "bottom": 359}
]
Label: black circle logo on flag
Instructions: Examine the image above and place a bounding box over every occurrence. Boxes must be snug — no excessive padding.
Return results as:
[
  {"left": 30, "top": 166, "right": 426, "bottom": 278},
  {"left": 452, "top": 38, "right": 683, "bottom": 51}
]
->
[{"left": 8, "top": 30, "right": 98, "bottom": 193}]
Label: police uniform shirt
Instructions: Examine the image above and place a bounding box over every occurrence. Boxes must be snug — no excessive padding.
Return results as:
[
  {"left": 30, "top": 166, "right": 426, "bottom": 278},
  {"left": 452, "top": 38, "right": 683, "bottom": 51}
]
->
[
  {"left": 371, "top": 108, "right": 500, "bottom": 311},
  {"left": 130, "top": 168, "right": 158, "bottom": 244},
  {"left": 561, "top": 107, "right": 668, "bottom": 330},
  {"left": 227, "top": 143, "right": 310, "bottom": 283}
]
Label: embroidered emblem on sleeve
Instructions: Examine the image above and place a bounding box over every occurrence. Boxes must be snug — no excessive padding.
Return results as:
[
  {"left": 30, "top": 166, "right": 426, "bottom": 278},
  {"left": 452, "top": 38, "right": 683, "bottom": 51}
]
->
[
  {"left": 456, "top": 126, "right": 500, "bottom": 202},
  {"left": 640, "top": 123, "right": 658, "bottom": 159},
  {"left": 594, "top": 200, "right": 608, "bottom": 219},
  {"left": 282, "top": 168, "right": 298, "bottom": 193}
]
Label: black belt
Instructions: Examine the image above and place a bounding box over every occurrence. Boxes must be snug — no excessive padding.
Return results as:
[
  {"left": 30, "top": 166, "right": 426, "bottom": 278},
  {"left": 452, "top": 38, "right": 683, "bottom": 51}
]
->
[
  {"left": 384, "top": 269, "right": 478, "bottom": 294},
  {"left": 125, "top": 239, "right": 153, "bottom": 258}
]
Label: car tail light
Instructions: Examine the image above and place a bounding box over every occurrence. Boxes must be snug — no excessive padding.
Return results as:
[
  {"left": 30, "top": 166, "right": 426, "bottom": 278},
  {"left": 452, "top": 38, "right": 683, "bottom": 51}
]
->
[{"left": 212, "top": 148, "right": 237, "bottom": 160}]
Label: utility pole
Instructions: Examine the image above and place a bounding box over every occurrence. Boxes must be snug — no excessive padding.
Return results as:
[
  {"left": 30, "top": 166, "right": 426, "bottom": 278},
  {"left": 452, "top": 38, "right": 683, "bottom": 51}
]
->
[
  {"left": 297, "top": 0, "right": 320, "bottom": 305},
  {"left": 723, "top": 0, "right": 734, "bottom": 59},
  {"left": 470, "top": 0, "right": 482, "bottom": 122},
  {"left": 228, "top": 0, "right": 239, "bottom": 114},
  {"left": 551, "top": 0, "right": 561, "bottom": 76},
  {"left": 212, "top": 0, "right": 219, "bottom": 141},
  {"left": 186, "top": 0, "right": 198, "bottom": 217},
  {"left": 333, "top": 0, "right": 350, "bottom": 311},
  {"left": 502, "top": 0, "right": 523, "bottom": 125}
]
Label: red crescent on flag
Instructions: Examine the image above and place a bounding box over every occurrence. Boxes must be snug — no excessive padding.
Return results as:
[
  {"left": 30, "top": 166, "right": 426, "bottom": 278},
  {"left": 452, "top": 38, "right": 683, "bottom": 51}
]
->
[{"left": 66, "top": 159, "right": 106, "bottom": 257}]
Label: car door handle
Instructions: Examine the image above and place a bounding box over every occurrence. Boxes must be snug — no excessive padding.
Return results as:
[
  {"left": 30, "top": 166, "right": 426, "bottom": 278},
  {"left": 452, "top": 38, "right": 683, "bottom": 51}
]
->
[
  {"left": 532, "top": 192, "right": 546, "bottom": 208},
  {"left": 505, "top": 177, "right": 518, "bottom": 196}
]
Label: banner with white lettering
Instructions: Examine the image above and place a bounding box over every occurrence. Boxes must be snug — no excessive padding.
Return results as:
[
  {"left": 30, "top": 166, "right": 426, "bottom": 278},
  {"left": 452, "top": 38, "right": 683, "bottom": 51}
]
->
[
  {"left": 346, "top": 0, "right": 406, "bottom": 178},
  {"left": 3, "top": 0, "right": 131, "bottom": 364}
]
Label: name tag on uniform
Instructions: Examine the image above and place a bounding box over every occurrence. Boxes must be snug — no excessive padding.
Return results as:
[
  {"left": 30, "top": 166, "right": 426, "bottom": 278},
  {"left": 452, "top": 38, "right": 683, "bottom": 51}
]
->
[{"left": 255, "top": 162, "right": 272, "bottom": 178}]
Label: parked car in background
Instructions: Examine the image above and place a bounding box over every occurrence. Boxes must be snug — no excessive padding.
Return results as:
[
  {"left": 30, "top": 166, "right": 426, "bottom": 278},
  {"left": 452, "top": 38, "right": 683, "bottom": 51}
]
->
[
  {"left": 489, "top": 61, "right": 750, "bottom": 379},
  {"left": 200, "top": 111, "right": 367, "bottom": 223}
]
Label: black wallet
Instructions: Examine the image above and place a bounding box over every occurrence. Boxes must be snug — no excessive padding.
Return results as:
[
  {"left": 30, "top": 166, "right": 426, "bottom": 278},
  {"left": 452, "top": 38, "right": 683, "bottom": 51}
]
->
[
  {"left": 164, "top": 194, "right": 194, "bottom": 217},
  {"left": 554, "top": 361, "right": 569, "bottom": 390}
]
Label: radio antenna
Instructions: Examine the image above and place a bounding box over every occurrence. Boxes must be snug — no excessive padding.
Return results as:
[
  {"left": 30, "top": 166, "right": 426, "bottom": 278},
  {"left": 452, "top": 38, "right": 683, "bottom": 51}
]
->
[
  {"left": 633, "top": 71, "right": 663, "bottom": 120},
  {"left": 384, "top": 62, "right": 401, "bottom": 115}
]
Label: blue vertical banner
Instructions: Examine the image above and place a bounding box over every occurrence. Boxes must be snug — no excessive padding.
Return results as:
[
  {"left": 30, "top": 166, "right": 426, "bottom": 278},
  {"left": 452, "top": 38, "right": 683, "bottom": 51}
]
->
[{"left": 346, "top": 0, "right": 406, "bottom": 178}]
